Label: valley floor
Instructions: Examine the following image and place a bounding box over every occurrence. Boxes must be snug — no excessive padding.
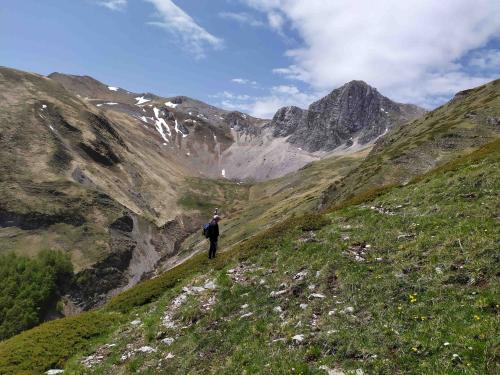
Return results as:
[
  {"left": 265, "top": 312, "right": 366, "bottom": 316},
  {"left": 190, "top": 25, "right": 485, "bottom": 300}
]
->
[{"left": 0, "top": 142, "right": 498, "bottom": 374}]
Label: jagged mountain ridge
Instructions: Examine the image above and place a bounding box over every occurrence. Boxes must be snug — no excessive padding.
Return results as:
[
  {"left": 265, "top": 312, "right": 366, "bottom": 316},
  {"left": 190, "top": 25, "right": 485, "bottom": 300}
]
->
[
  {"left": 50, "top": 73, "right": 426, "bottom": 180},
  {"left": 270, "top": 80, "right": 426, "bottom": 152}
]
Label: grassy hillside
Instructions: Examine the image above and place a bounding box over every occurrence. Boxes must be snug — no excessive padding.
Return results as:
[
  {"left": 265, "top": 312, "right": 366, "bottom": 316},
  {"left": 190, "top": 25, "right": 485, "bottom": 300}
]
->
[
  {"left": 1, "top": 139, "right": 497, "bottom": 374},
  {"left": 322, "top": 79, "right": 500, "bottom": 207}
]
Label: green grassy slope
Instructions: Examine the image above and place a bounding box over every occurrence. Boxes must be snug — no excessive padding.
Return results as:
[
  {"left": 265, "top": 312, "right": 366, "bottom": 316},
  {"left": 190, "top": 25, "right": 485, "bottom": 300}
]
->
[
  {"left": 1, "top": 140, "right": 497, "bottom": 374},
  {"left": 322, "top": 79, "right": 500, "bottom": 207}
]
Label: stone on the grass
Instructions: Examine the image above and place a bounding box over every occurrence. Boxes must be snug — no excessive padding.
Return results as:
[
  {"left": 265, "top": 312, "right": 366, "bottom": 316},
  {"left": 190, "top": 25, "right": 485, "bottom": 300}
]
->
[
  {"left": 300, "top": 303, "right": 308, "bottom": 310},
  {"left": 172, "top": 293, "right": 188, "bottom": 306},
  {"left": 121, "top": 352, "right": 132, "bottom": 361},
  {"left": 309, "top": 293, "right": 326, "bottom": 299},
  {"left": 273, "top": 306, "right": 283, "bottom": 313},
  {"left": 319, "top": 365, "right": 345, "bottom": 375},
  {"left": 241, "top": 304, "right": 249, "bottom": 309},
  {"left": 292, "top": 334, "right": 305, "bottom": 343},
  {"left": 130, "top": 319, "right": 141, "bottom": 326},
  {"left": 165, "top": 352, "right": 175, "bottom": 359},
  {"left": 81, "top": 354, "right": 105, "bottom": 368},
  {"left": 293, "top": 271, "right": 308, "bottom": 280},
  {"left": 355, "top": 255, "right": 365, "bottom": 262},
  {"left": 184, "top": 286, "right": 205, "bottom": 294},
  {"left": 137, "top": 346, "right": 157, "bottom": 353},
  {"left": 240, "top": 312, "right": 253, "bottom": 319},
  {"left": 270, "top": 289, "right": 287, "bottom": 297},
  {"left": 46, "top": 370, "right": 64, "bottom": 375},
  {"left": 161, "top": 337, "right": 175, "bottom": 346},
  {"left": 204, "top": 280, "right": 217, "bottom": 289},
  {"left": 342, "top": 306, "right": 355, "bottom": 314}
]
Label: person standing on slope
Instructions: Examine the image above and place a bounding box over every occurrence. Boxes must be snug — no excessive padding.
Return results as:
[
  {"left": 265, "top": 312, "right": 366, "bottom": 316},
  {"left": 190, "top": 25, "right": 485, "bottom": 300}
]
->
[{"left": 207, "top": 214, "right": 221, "bottom": 259}]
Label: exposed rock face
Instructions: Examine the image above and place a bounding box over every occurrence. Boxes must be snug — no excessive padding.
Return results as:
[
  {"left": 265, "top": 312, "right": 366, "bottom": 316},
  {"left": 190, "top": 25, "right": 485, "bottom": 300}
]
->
[
  {"left": 0, "top": 208, "right": 85, "bottom": 230},
  {"left": 271, "top": 81, "right": 426, "bottom": 152},
  {"left": 224, "top": 111, "right": 262, "bottom": 136},
  {"left": 271, "top": 106, "right": 306, "bottom": 137},
  {"left": 68, "top": 212, "right": 204, "bottom": 311}
]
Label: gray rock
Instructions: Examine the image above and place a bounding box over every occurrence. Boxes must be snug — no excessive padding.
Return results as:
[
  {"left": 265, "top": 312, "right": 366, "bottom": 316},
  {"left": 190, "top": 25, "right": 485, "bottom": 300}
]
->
[
  {"left": 270, "top": 106, "right": 306, "bottom": 137},
  {"left": 270, "top": 80, "right": 426, "bottom": 152}
]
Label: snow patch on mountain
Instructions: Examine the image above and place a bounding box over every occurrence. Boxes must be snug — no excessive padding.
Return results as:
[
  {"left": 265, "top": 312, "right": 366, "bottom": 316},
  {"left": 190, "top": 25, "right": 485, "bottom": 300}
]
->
[
  {"left": 108, "top": 86, "right": 118, "bottom": 91},
  {"left": 153, "top": 107, "right": 171, "bottom": 143},
  {"left": 135, "top": 96, "right": 150, "bottom": 105},
  {"left": 174, "top": 119, "right": 188, "bottom": 138}
]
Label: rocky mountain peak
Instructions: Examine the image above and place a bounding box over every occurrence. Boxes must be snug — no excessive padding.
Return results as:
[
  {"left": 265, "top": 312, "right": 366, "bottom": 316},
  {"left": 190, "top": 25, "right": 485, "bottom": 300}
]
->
[{"left": 270, "top": 80, "right": 426, "bottom": 152}]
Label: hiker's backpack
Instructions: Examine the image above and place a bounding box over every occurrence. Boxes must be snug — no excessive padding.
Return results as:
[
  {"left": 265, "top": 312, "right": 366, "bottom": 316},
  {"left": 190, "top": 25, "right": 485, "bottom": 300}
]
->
[{"left": 202, "top": 223, "right": 210, "bottom": 238}]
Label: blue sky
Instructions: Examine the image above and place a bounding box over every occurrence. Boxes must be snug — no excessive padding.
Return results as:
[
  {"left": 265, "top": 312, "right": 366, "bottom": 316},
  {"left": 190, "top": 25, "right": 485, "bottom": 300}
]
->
[{"left": 1, "top": 1, "right": 499, "bottom": 118}]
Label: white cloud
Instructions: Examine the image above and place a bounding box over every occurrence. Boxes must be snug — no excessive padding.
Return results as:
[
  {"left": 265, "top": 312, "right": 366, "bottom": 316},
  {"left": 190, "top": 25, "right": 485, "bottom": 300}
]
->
[
  {"left": 267, "top": 11, "right": 285, "bottom": 33},
  {"left": 468, "top": 49, "right": 500, "bottom": 70},
  {"left": 98, "top": 0, "right": 127, "bottom": 11},
  {"left": 231, "top": 78, "right": 258, "bottom": 85},
  {"left": 145, "top": 0, "right": 223, "bottom": 58},
  {"left": 219, "top": 12, "right": 265, "bottom": 27},
  {"left": 244, "top": 0, "right": 500, "bottom": 108},
  {"left": 211, "top": 91, "right": 251, "bottom": 100},
  {"left": 271, "top": 85, "right": 300, "bottom": 95},
  {"left": 214, "top": 85, "right": 321, "bottom": 118}
]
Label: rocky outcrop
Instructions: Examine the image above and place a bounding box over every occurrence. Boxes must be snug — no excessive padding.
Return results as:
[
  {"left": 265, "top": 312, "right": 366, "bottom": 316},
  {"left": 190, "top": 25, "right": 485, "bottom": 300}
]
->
[
  {"left": 67, "top": 212, "right": 204, "bottom": 311},
  {"left": 270, "top": 81, "right": 426, "bottom": 152},
  {"left": 270, "top": 106, "right": 306, "bottom": 137},
  {"left": 225, "top": 112, "right": 262, "bottom": 136},
  {"left": 0, "top": 208, "right": 85, "bottom": 230}
]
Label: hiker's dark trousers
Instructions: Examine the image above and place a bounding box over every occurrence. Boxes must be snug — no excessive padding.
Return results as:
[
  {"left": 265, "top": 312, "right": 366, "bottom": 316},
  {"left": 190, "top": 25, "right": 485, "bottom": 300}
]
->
[{"left": 209, "top": 240, "right": 217, "bottom": 259}]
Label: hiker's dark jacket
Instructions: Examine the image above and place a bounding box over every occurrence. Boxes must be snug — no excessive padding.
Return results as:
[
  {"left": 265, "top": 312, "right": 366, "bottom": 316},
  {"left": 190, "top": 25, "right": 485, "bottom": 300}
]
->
[{"left": 207, "top": 220, "right": 219, "bottom": 241}]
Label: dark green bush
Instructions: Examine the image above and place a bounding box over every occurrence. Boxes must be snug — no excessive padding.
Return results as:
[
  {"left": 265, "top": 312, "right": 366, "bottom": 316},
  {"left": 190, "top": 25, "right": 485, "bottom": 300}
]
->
[
  {"left": 298, "top": 213, "right": 331, "bottom": 231},
  {"left": 0, "top": 250, "right": 73, "bottom": 340}
]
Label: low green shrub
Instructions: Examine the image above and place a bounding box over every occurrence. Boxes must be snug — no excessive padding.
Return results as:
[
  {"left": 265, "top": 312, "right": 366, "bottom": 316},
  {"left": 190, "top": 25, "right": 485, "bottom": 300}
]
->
[{"left": 0, "top": 310, "right": 122, "bottom": 375}]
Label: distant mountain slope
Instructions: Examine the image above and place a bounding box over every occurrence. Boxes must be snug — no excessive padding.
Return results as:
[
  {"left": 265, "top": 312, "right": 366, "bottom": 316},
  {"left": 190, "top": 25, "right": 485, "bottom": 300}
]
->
[
  {"left": 321, "top": 78, "right": 500, "bottom": 207},
  {"left": 269, "top": 80, "right": 426, "bottom": 152},
  {"left": 49, "top": 73, "right": 427, "bottom": 180},
  {"left": 0, "top": 66, "right": 244, "bottom": 313}
]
